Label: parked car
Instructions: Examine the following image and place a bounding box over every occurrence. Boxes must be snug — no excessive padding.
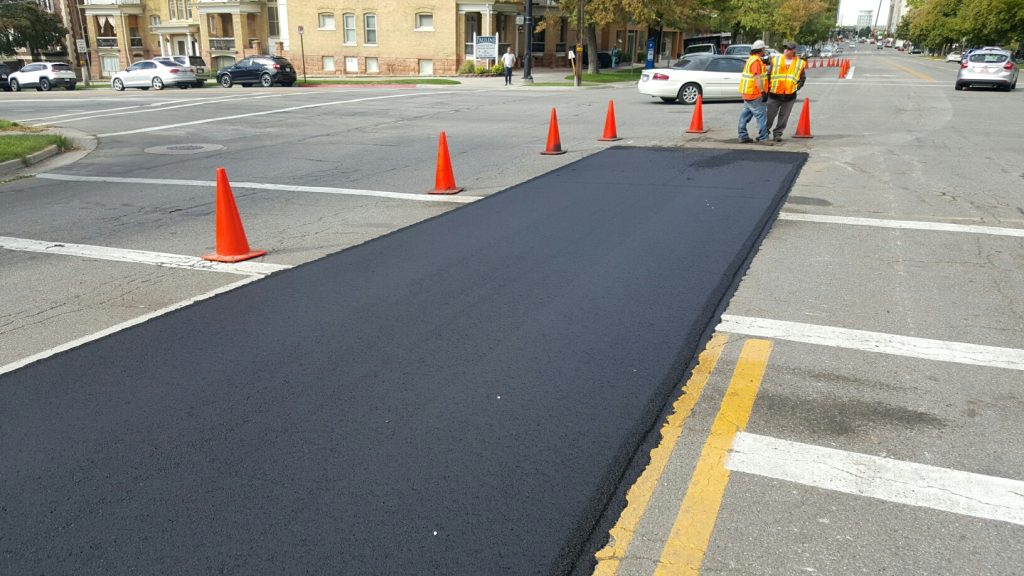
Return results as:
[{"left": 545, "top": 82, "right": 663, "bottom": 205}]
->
[
  {"left": 581, "top": 50, "right": 612, "bottom": 69},
  {"left": 0, "top": 64, "right": 11, "bottom": 91},
  {"left": 946, "top": 52, "right": 962, "bottom": 62},
  {"left": 910, "top": 47, "right": 923, "bottom": 54},
  {"left": 111, "top": 59, "right": 197, "bottom": 90},
  {"left": 955, "top": 49, "right": 1018, "bottom": 91},
  {"left": 638, "top": 54, "right": 746, "bottom": 105},
  {"left": 683, "top": 43, "right": 717, "bottom": 56},
  {"left": 217, "top": 56, "right": 297, "bottom": 87},
  {"left": 8, "top": 62, "right": 77, "bottom": 91},
  {"left": 154, "top": 55, "right": 210, "bottom": 87},
  {"left": 724, "top": 44, "right": 752, "bottom": 55}
]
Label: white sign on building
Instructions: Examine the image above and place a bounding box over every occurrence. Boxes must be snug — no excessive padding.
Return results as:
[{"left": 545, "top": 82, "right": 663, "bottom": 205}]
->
[{"left": 475, "top": 35, "right": 498, "bottom": 60}]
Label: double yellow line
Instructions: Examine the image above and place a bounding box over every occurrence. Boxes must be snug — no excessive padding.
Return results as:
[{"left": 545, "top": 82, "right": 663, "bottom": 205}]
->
[{"left": 594, "top": 335, "right": 773, "bottom": 576}]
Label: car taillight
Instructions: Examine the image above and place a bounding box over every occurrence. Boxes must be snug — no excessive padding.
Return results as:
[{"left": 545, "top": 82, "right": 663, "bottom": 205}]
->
[
  {"left": 960, "top": 62, "right": 968, "bottom": 69},
  {"left": 652, "top": 72, "right": 669, "bottom": 80},
  {"left": 169, "top": 68, "right": 180, "bottom": 73},
  {"left": 1004, "top": 61, "right": 1015, "bottom": 70},
  {"left": 273, "top": 64, "right": 280, "bottom": 69}
]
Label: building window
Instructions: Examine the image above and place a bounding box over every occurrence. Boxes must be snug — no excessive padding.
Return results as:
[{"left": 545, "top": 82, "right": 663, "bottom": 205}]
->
[
  {"left": 418, "top": 59, "right": 433, "bottom": 76},
  {"left": 318, "top": 12, "right": 335, "bottom": 30},
  {"left": 207, "top": 15, "right": 217, "bottom": 35},
  {"left": 342, "top": 13, "right": 355, "bottom": 44},
  {"left": 364, "top": 13, "right": 376, "bottom": 44},
  {"left": 366, "top": 57, "right": 379, "bottom": 73},
  {"left": 322, "top": 56, "right": 335, "bottom": 71},
  {"left": 267, "top": 6, "right": 279, "bottom": 36},
  {"left": 345, "top": 56, "right": 358, "bottom": 72},
  {"left": 415, "top": 13, "right": 433, "bottom": 31},
  {"left": 150, "top": 15, "right": 160, "bottom": 26}
]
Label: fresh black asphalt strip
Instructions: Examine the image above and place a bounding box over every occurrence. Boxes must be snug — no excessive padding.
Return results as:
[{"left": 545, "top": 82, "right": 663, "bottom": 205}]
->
[{"left": 0, "top": 147, "right": 806, "bottom": 575}]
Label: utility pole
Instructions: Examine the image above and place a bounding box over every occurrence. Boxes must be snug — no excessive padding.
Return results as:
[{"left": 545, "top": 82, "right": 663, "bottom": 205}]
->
[{"left": 574, "top": 0, "right": 583, "bottom": 87}]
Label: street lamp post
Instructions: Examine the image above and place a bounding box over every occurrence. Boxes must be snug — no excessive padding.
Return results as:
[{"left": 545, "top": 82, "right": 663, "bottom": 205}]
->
[
  {"left": 574, "top": 0, "right": 583, "bottom": 87},
  {"left": 523, "top": 0, "right": 533, "bottom": 82}
]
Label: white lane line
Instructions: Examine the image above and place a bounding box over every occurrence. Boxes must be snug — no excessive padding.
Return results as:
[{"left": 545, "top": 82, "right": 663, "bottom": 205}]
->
[
  {"left": 0, "top": 275, "right": 262, "bottom": 377},
  {"left": 15, "top": 97, "right": 212, "bottom": 122},
  {"left": 33, "top": 93, "right": 294, "bottom": 126},
  {"left": 778, "top": 212, "right": 1024, "bottom": 238},
  {"left": 717, "top": 315, "right": 1024, "bottom": 371},
  {"left": 0, "top": 236, "right": 290, "bottom": 275},
  {"left": 846, "top": 66, "right": 855, "bottom": 79},
  {"left": 37, "top": 173, "right": 480, "bottom": 204},
  {"left": 97, "top": 91, "right": 455, "bottom": 137},
  {"left": 728, "top": 432, "right": 1024, "bottom": 527}
]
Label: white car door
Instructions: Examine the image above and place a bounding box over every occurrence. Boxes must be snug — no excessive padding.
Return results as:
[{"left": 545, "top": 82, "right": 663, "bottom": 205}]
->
[
  {"left": 122, "top": 62, "right": 144, "bottom": 87},
  {"left": 705, "top": 57, "right": 746, "bottom": 99}
]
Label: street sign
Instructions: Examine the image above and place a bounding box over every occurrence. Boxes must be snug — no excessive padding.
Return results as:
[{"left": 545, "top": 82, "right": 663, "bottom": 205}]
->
[
  {"left": 76, "top": 39, "right": 87, "bottom": 52},
  {"left": 475, "top": 35, "right": 497, "bottom": 59},
  {"left": 297, "top": 25, "right": 304, "bottom": 35},
  {"left": 515, "top": 15, "right": 524, "bottom": 25}
]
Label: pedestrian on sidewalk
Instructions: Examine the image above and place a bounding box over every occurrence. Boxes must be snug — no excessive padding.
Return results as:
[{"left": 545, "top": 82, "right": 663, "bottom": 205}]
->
[
  {"left": 766, "top": 41, "right": 807, "bottom": 142},
  {"left": 501, "top": 47, "right": 517, "bottom": 86},
  {"left": 737, "top": 40, "right": 770, "bottom": 143}
]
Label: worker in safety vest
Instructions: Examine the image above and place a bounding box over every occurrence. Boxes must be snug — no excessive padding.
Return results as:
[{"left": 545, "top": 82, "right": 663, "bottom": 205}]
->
[
  {"left": 766, "top": 41, "right": 807, "bottom": 142},
  {"left": 737, "top": 40, "right": 770, "bottom": 143}
]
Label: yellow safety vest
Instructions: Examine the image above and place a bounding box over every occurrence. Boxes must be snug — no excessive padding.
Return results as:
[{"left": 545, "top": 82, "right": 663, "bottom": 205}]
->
[
  {"left": 738, "top": 56, "right": 767, "bottom": 99},
  {"left": 769, "top": 55, "right": 805, "bottom": 95}
]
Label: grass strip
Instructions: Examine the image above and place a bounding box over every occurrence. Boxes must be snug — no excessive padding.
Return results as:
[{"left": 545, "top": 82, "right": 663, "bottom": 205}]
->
[
  {"left": 0, "top": 135, "right": 69, "bottom": 163},
  {"left": 563, "top": 69, "right": 645, "bottom": 83},
  {"left": 294, "top": 78, "right": 460, "bottom": 86}
]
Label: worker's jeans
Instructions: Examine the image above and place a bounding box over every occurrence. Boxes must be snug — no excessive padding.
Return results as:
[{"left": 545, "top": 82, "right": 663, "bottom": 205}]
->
[
  {"left": 738, "top": 98, "right": 769, "bottom": 142},
  {"left": 766, "top": 97, "right": 797, "bottom": 138}
]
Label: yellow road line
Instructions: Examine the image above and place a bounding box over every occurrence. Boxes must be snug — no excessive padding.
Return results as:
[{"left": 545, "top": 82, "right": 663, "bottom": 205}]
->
[
  {"left": 593, "top": 333, "right": 730, "bottom": 576},
  {"left": 653, "top": 339, "right": 773, "bottom": 576},
  {"left": 886, "top": 59, "right": 935, "bottom": 81}
]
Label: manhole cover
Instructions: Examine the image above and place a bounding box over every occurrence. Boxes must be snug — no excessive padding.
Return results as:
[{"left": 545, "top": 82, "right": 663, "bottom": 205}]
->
[{"left": 144, "top": 143, "right": 225, "bottom": 155}]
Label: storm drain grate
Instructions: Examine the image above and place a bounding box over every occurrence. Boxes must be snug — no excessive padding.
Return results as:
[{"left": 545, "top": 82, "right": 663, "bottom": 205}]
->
[{"left": 144, "top": 143, "right": 225, "bottom": 155}]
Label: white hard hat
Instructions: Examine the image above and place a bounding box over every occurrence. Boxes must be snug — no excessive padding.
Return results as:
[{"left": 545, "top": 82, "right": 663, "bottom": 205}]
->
[{"left": 751, "top": 40, "right": 766, "bottom": 50}]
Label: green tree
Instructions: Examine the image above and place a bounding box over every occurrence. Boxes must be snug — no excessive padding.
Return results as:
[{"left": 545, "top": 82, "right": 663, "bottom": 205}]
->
[{"left": 0, "top": 0, "right": 68, "bottom": 59}]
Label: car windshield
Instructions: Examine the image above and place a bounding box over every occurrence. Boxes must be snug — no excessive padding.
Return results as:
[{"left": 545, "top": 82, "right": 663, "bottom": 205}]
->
[
  {"left": 52, "top": 64, "right": 71, "bottom": 71},
  {"left": 969, "top": 53, "right": 1008, "bottom": 63},
  {"left": 188, "top": 56, "right": 206, "bottom": 66},
  {"left": 670, "top": 57, "right": 706, "bottom": 70},
  {"left": 155, "top": 60, "right": 177, "bottom": 67},
  {"left": 271, "top": 57, "right": 291, "bottom": 65}
]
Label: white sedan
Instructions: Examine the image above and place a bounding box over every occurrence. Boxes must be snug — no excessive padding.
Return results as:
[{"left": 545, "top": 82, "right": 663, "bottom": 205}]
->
[
  {"left": 946, "top": 52, "right": 963, "bottom": 62},
  {"left": 111, "top": 59, "right": 196, "bottom": 91},
  {"left": 638, "top": 54, "right": 747, "bottom": 105}
]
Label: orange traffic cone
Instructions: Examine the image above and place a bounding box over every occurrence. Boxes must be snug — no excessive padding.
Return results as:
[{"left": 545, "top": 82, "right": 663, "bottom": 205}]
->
[
  {"left": 541, "top": 108, "right": 566, "bottom": 155},
  {"left": 202, "top": 167, "right": 267, "bottom": 263},
  {"left": 598, "top": 100, "right": 621, "bottom": 141},
  {"left": 793, "top": 98, "right": 813, "bottom": 138},
  {"left": 838, "top": 61, "right": 846, "bottom": 78},
  {"left": 430, "top": 131, "right": 463, "bottom": 194},
  {"left": 686, "top": 94, "right": 709, "bottom": 134},
  {"left": 811, "top": 59, "right": 816, "bottom": 68}
]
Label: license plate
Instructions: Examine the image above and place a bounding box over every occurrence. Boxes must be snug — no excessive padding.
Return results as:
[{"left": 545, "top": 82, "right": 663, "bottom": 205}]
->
[{"left": 197, "top": 68, "right": 205, "bottom": 73}]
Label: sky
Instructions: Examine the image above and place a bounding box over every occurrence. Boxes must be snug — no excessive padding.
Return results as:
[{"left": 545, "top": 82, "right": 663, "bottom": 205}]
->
[{"left": 837, "top": 0, "right": 892, "bottom": 27}]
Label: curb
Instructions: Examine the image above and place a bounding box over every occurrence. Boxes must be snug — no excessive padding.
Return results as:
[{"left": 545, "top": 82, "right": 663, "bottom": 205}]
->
[{"left": 0, "top": 144, "right": 59, "bottom": 177}]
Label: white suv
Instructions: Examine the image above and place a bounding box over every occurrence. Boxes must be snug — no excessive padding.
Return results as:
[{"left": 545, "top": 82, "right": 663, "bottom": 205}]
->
[{"left": 8, "top": 62, "right": 77, "bottom": 91}]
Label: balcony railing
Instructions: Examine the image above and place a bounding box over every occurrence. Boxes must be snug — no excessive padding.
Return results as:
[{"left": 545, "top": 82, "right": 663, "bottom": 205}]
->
[
  {"left": 97, "top": 37, "right": 118, "bottom": 48},
  {"left": 209, "top": 37, "right": 235, "bottom": 51},
  {"left": 130, "top": 37, "right": 143, "bottom": 47},
  {"left": 83, "top": 0, "right": 140, "bottom": 5}
]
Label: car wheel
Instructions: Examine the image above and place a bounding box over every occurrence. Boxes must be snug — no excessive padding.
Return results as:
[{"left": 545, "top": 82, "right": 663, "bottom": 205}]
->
[
  {"left": 954, "top": 82, "right": 963, "bottom": 91},
  {"left": 260, "top": 73, "right": 273, "bottom": 87},
  {"left": 39, "top": 78, "right": 51, "bottom": 91},
  {"left": 10, "top": 78, "right": 20, "bottom": 92},
  {"left": 152, "top": 77, "right": 164, "bottom": 90},
  {"left": 219, "top": 75, "right": 232, "bottom": 88},
  {"left": 193, "top": 81, "right": 204, "bottom": 88},
  {"left": 678, "top": 83, "right": 701, "bottom": 105},
  {"left": 178, "top": 84, "right": 189, "bottom": 89},
  {"left": 112, "top": 78, "right": 124, "bottom": 91},
  {"left": 66, "top": 83, "right": 76, "bottom": 91}
]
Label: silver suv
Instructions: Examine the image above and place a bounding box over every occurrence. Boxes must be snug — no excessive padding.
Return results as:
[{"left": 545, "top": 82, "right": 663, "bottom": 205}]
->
[
  {"left": 154, "top": 55, "right": 209, "bottom": 87},
  {"left": 955, "top": 49, "right": 1018, "bottom": 91}
]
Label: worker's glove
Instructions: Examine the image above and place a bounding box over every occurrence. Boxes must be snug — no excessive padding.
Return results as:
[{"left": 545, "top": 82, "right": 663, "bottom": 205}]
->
[{"left": 761, "top": 93, "right": 769, "bottom": 103}]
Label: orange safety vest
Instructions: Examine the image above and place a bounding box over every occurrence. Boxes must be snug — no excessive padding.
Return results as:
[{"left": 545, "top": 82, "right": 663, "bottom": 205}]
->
[
  {"left": 769, "top": 55, "right": 806, "bottom": 95},
  {"left": 738, "top": 56, "right": 767, "bottom": 99}
]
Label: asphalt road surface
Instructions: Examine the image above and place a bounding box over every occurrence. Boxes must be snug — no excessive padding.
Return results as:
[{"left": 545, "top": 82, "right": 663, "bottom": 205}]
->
[{"left": 0, "top": 148, "right": 804, "bottom": 574}]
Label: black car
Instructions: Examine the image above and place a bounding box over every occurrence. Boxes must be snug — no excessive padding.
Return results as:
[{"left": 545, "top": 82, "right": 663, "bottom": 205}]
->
[
  {"left": 0, "top": 64, "right": 11, "bottom": 91},
  {"left": 217, "top": 56, "right": 297, "bottom": 87}
]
